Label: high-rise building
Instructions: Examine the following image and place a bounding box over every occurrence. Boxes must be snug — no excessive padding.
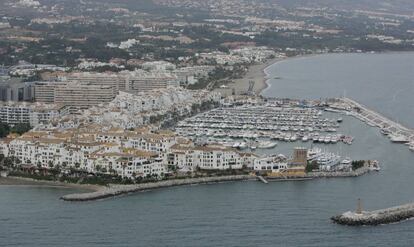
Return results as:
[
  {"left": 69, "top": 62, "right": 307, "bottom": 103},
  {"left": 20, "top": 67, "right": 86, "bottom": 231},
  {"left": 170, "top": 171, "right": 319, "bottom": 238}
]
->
[
  {"left": 34, "top": 81, "right": 67, "bottom": 103},
  {"left": 123, "top": 71, "right": 179, "bottom": 94},
  {"left": 54, "top": 82, "right": 115, "bottom": 112},
  {"left": 66, "top": 72, "right": 126, "bottom": 94}
]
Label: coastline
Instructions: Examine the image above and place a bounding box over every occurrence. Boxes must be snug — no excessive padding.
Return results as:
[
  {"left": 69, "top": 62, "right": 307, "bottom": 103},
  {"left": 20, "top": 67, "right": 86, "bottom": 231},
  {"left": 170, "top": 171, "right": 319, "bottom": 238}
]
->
[
  {"left": 0, "top": 176, "right": 103, "bottom": 192},
  {"left": 214, "top": 56, "right": 286, "bottom": 97},
  {"left": 216, "top": 53, "right": 318, "bottom": 97}
]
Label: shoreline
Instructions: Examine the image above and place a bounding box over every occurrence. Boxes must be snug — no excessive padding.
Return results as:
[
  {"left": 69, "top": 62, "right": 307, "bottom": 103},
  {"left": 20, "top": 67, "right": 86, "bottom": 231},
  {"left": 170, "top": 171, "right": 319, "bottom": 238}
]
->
[
  {"left": 214, "top": 56, "right": 287, "bottom": 97},
  {"left": 216, "top": 53, "right": 317, "bottom": 97},
  {"left": 229, "top": 51, "right": 413, "bottom": 98},
  {"left": 0, "top": 176, "right": 103, "bottom": 192},
  {"left": 0, "top": 164, "right": 373, "bottom": 202}
]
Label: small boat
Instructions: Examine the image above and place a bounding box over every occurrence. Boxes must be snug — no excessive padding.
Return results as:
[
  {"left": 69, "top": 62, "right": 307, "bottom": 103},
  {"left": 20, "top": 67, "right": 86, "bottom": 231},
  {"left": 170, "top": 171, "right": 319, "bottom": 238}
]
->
[
  {"left": 232, "top": 142, "right": 241, "bottom": 148},
  {"left": 337, "top": 118, "right": 343, "bottom": 123},
  {"left": 340, "top": 158, "right": 352, "bottom": 165}
]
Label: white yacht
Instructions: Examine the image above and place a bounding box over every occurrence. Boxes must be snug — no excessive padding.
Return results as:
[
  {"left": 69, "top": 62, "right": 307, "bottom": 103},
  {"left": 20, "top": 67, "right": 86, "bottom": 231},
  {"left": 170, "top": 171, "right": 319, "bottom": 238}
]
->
[
  {"left": 389, "top": 134, "right": 409, "bottom": 143},
  {"left": 258, "top": 141, "right": 277, "bottom": 149}
]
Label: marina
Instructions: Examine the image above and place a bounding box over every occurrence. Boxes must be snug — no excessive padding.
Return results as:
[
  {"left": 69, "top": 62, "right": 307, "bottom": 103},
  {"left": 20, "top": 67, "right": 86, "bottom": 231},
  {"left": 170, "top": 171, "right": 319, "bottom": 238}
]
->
[{"left": 176, "top": 103, "right": 354, "bottom": 148}]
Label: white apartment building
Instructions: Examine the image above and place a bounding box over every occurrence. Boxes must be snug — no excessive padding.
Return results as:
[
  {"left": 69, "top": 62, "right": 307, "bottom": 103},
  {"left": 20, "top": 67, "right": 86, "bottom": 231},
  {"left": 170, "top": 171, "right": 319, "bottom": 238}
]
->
[
  {"left": 89, "top": 149, "right": 165, "bottom": 178},
  {"left": 0, "top": 102, "right": 63, "bottom": 126},
  {"left": 167, "top": 143, "right": 246, "bottom": 171},
  {"left": 253, "top": 156, "right": 288, "bottom": 173},
  {"left": 141, "top": 61, "right": 176, "bottom": 71}
]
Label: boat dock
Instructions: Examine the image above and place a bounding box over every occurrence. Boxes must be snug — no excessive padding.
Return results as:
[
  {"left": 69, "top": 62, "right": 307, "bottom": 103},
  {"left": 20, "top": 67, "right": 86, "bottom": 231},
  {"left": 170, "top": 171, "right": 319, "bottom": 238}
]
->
[{"left": 332, "top": 202, "right": 414, "bottom": 226}]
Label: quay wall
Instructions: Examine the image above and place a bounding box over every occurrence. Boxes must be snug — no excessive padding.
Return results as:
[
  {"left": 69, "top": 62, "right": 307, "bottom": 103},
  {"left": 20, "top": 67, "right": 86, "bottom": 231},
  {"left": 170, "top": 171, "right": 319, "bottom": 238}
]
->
[{"left": 331, "top": 203, "right": 414, "bottom": 226}]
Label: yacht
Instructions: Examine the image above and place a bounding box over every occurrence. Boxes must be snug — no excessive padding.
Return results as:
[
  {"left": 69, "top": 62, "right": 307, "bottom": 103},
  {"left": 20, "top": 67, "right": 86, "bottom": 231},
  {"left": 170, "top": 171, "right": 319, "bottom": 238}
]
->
[
  {"left": 389, "top": 134, "right": 409, "bottom": 143},
  {"left": 238, "top": 142, "right": 248, "bottom": 149},
  {"left": 258, "top": 141, "right": 277, "bottom": 149}
]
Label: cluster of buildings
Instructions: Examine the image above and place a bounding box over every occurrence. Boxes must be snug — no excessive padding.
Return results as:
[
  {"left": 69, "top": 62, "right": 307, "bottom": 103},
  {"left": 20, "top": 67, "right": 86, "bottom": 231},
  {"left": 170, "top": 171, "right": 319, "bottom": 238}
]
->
[
  {"left": 0, "top": 59, "right": 223, "bottom": 128},
  {"left": 198, "top": 47, "right": 284, "bottom": 65},
  {"left": 0, "top": 120, "right": 315, "bottom": 179},
  {"left": 46, "top": 88, "right": 220, "bottom": 130},
  {"left": 0, "top": 126, "right": 258, "bottom": 179}
]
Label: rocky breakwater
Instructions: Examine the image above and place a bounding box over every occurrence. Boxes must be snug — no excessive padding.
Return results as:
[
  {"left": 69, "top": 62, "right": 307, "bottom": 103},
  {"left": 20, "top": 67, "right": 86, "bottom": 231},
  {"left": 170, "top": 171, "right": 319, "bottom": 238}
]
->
[
  {"left": 331, "top": 203, "right": 414, "bottom": 226},
  {"left": 309, "top": 165, "right": 372, "bottom": 178},
  {"left": 61, "top": 175, "right": 255, "bottom": 202}
]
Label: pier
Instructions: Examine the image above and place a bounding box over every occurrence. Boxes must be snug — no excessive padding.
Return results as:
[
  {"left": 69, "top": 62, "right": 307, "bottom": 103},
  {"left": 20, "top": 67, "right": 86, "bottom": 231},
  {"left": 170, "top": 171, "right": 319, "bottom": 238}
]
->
[{"left": 331, "top": 202, "right": 414, "bottom": 226}]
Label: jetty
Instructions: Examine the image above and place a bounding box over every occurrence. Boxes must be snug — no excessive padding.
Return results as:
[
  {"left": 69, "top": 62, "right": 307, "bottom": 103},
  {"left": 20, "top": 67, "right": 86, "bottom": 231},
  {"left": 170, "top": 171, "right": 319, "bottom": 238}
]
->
[{"left": 332, "top": 202, "right": 414, "bottom": 226}]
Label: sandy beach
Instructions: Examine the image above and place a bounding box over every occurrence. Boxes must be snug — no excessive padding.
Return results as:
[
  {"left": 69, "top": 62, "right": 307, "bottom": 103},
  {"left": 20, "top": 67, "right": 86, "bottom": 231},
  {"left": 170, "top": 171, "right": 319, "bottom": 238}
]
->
[
  {"left": 0, "top": 176, "right": 103, "bottom": 192},
  {"left": 214, "top": 57, "right": 286, "bottom": 97}
]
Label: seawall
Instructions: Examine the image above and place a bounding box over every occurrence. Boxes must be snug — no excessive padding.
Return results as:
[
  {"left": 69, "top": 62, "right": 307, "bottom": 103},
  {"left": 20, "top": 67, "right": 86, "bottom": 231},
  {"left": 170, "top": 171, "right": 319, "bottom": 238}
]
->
[{"left": 331, "top": 203, "right": 414, "bottom": 226}]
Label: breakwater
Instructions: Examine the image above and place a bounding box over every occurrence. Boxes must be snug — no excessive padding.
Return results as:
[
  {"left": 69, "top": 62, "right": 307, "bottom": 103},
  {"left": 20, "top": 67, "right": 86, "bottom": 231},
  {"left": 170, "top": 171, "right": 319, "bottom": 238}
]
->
[
  {"left": 308, "top": 165, "right": 372, "bottom": 178},
  {"left": 61, "top": 166, "right": 373, "bottom": 202},
  {"left": 333, "top": 98, "right": 414, "bottom": 144},
  {"left": 331, "top": 203, "right": 414, "bottom": 226},
  {"left": 61, "top": 175, "right": 255, "bottom": 201}
]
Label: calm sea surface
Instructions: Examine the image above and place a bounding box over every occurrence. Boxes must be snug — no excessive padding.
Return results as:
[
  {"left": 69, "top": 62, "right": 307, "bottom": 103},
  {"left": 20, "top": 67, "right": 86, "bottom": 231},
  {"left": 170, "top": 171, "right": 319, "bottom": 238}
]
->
[
  {"left": 263, "top": 52, "right": 414, "bottom": 128},
  {"left": 1, "top": 53, "right": 414, "bottom": 246}
]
